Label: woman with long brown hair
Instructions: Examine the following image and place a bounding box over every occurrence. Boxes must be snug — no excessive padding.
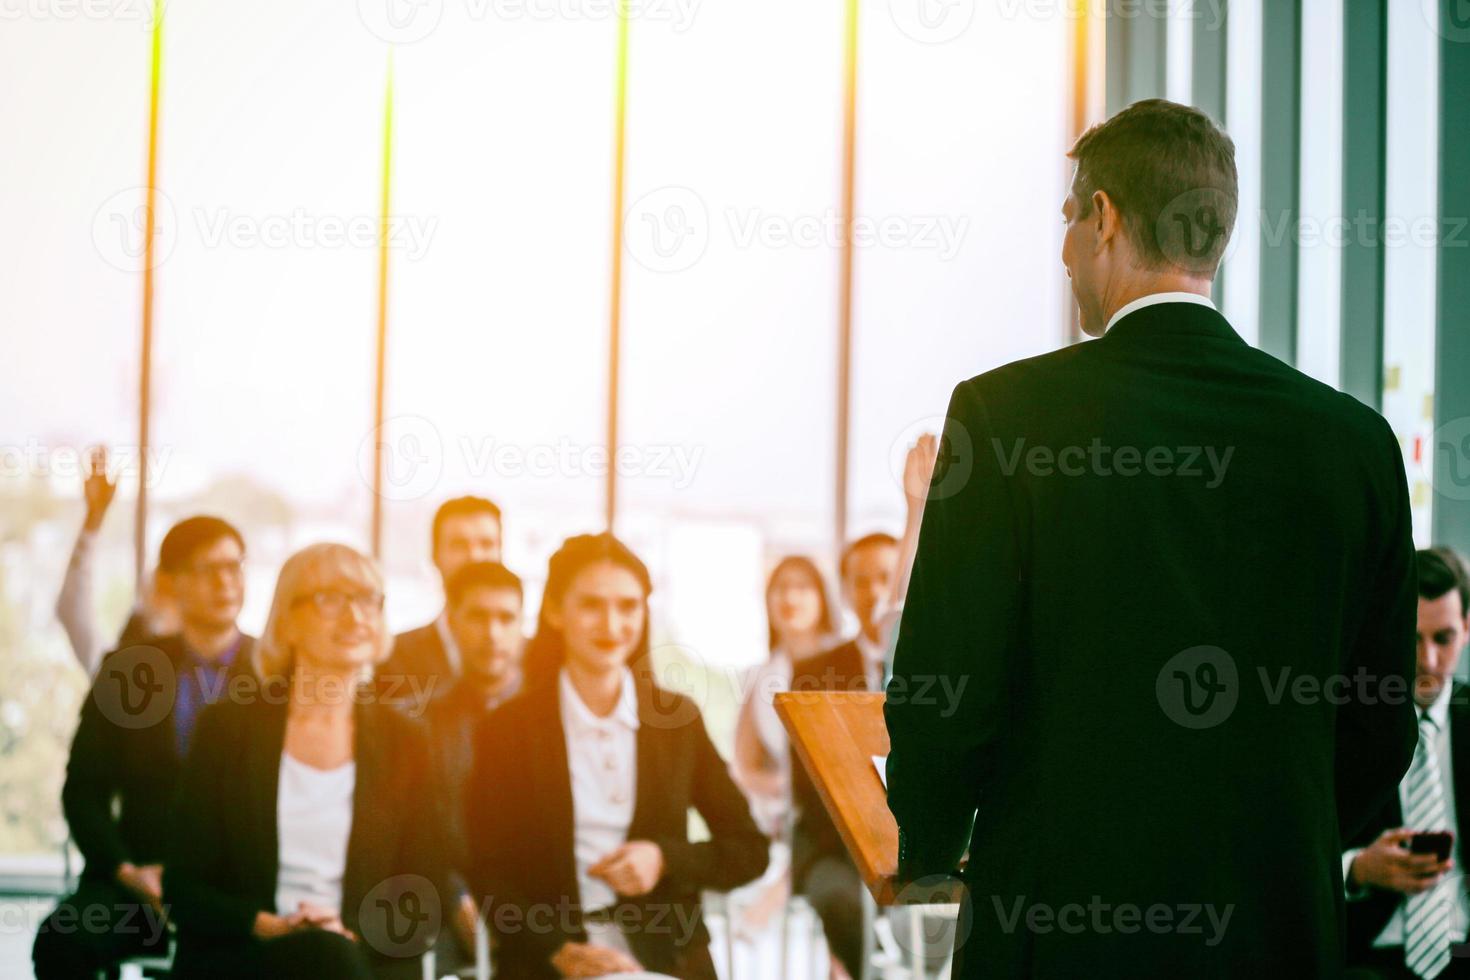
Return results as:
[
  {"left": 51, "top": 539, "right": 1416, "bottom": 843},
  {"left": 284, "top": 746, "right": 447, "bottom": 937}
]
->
[
  {"left": 733, "top": 555, "right": 837, "bottom": 831},
  {"left": 466, "top": 532, "right": 767, "bottom": 979}
]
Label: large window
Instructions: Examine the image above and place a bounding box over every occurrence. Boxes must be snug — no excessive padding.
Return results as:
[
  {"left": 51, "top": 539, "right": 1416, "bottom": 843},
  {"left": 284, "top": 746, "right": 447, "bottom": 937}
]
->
[
  {"left": 1293, "top": 0, "right": 1344, "bottom": 387},
  {"left": 614, "top": 0, "right": 846, "bottom": 740},
  {"left": 1221, "top": 0, "right": 1263, "bottom": 346},
  {"left": 381, "top": 14, "right": 614, "bottom": 631},
  {"left": 0, "top": 13, "right": 154, "bottom": 861},
  {"left": 150, "top": 1, "right": 384, "bottom": 633},
  {"left": 1381, "top": 0, "right": 1440, "bottom": 544},
  {"left": 849, "top": 0, "right": 1069, "bottom": 538}
]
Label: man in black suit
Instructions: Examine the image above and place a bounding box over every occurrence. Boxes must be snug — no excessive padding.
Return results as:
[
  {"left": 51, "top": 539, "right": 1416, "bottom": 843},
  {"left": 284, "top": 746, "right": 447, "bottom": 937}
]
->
[
  {"left": 1345, "top": 548, "right": 1470, "bottom": 978},
  {"left": 380, "top": 495, "right": 502, "bottom": 714},
  {"left": 425, "top": 560, "right": 524, "bottom": 964},
  {"left": 885, "top": 99, "right": 1418, "bottom": 978},
  {"left": 33, "top": 516, "right": 256, "bottom": 979},
  {"left": 790, "top": 532, "right": 899, "bottom": 979}
]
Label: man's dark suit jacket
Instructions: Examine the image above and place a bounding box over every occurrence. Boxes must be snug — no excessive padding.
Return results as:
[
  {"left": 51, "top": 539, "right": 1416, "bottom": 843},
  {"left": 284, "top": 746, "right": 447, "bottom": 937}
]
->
[
  {"left": 884, "top": 301, "right": 1419, "bottom": 978},
  {"left": 465, "top": 672, "right": 769, "bottom": 980},
  {"left": 62, "top": 633, "right": 255, "bottom": 880},
  {"left": 163, "top": 686, "right": 447, "bottom": 975},
  {"left": 788, "top": 639, "right": 870, "bottom": 886},
  {"left": 425, "top": 674, "right": 519, "bottom": 897},
  {"left": 1344, "top": 682, "right": 1470, "bottom": 963},
  {"left": 380, "top": 620, "right": 453, "bottom": 715}
]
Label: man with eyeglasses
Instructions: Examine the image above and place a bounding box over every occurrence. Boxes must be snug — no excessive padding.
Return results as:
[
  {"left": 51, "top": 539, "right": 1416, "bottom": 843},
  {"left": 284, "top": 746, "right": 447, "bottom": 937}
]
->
[{"left": 34, "top": 516, "right": 256, "bottom": 980}]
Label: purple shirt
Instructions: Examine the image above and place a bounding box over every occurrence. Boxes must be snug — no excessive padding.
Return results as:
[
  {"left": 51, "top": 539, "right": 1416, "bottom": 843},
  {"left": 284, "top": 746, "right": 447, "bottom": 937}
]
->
[{"left": 173, "top": 636, "right": 242, "bottom": 758}]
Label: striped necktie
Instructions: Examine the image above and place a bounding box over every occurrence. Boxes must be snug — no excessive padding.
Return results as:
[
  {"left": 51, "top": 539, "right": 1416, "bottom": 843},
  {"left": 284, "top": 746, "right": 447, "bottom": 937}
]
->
[{"left": 1405, "top": 710, "right": 1453, "bottom": 979}]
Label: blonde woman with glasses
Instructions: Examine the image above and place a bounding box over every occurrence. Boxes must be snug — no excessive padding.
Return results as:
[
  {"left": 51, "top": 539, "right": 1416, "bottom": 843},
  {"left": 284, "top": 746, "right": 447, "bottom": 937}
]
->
[{"left": 165, "top": 542, "right": 447, "bottom": 979}]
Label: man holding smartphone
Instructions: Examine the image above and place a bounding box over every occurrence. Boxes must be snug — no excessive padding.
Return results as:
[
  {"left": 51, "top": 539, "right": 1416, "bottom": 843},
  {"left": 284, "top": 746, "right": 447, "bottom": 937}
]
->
[{"left": 1344, "top": 547, "right": 1470, "bottom": 978}]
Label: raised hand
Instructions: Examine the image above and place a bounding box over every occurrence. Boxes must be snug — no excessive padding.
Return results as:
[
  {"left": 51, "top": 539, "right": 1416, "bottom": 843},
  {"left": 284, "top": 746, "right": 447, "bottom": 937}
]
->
[
  {"left": 82, "top": 446, "right": 117, "bottom": 532},
  {"left": 903, "top": 433, "right": 939, "bottom": 513}
]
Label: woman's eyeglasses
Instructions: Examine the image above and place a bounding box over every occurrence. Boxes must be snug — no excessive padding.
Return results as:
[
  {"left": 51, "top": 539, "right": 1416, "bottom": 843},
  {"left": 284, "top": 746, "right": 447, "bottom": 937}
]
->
[{"left": 293, "top": 589, "right": 385, "bottom": 617}]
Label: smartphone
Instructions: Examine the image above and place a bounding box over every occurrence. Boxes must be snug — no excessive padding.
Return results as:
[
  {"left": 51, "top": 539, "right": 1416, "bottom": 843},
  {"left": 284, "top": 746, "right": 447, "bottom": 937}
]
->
[{"left": 1410, "top": 831, "right": 1455, "bottom": 862}]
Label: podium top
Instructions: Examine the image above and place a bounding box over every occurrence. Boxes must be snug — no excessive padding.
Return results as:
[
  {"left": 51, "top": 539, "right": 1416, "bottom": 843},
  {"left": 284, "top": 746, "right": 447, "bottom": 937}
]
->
[{"left": 774, "top": 690, "right": 959, "bottom": 906}]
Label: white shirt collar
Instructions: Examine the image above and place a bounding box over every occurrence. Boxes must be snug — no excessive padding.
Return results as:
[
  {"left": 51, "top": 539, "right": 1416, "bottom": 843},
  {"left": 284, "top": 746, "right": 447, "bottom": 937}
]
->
[
  {"left": 559, "top": 667, "right": 641, "bottom": 733},
  {"left": 857, "top": 631, "right": 884, "bottom": 667},
  {"left": 1104, "top": 291, "right": 1217, "bottom": 334},
  {"left": 434, "top": 611, "right": 463, "bottom": 676},
  {"left": 1424, "top": 682, "right": 1454, "bottom": 731}
]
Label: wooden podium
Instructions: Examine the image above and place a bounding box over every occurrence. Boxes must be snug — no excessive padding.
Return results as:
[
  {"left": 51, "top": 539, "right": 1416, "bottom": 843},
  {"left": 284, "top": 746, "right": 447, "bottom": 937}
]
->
[{"left": 774, "top": 691, "right": 960, "bottom": 906}]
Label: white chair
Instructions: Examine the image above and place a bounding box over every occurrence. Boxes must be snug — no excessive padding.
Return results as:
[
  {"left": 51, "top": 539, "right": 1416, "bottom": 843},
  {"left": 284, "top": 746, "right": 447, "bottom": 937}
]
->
[
  {"left": 115, "top": 938, "right": 174, "bottom": 980},
  {"left": 443, "top": 912, "right": 491, "bottom": 979}
]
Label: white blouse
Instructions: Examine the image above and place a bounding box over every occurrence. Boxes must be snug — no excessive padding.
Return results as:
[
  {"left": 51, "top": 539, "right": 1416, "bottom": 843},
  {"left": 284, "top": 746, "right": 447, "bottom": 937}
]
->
[
  {"left": 275, "top": 752, "right": 355, "bottom": 918},
  {"left": 747, "top": 652, "right": 794, "bottom": 768},
  {"left": 559, "top": 668, "right": 639, "bottom": 916}
]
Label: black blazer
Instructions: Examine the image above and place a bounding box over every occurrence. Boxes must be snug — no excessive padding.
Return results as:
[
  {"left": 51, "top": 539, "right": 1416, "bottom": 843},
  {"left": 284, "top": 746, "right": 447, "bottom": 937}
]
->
[
  {"left": 788, "top": 639, "right": 869, "bottom": 886},
  {"left": 465, "top": 673, "right": 769, "bottom": 980},
  {"left": 380, "top": 621, "right": 453, "bottom": 714},
  {"left": 1344, "top": 682, "right": 1470, "bottom": 961},
  {"left": 425, "top": 675, "right": 519, "bottom": 896},
  {"left": 62, "top": 633, "right": 256, "bottom": 879},
  {"left": 163, "top": 687, "right": 448, "bottom": 975},
  {"left": 885, "top": 302, "right": 1419, "bottom": 978}
]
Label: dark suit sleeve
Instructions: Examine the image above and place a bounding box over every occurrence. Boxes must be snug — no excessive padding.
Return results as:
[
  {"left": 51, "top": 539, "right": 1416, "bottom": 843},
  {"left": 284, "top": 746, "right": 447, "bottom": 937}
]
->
[
  {"left": 463, "top": 712, "right": 509, "bottom": 901},
  {"left": 465, "top": 710, "right": 566, "bottom": 968},
  {"left": 885, "top": 379, "right": 1024, "bottom": 880},
  {"left": 391, "top": 719, "right": 453, "bottom": 955},
  {"left": 1334, "top": 417, "right": 1419, "bottom": 843},
  {"left": 427, "top": 715, "right": 471, "bottom": 899},
  {"left": 402, "top": 722, "right": 452, "bottom": 905},
  {"left": 61, "top": 663, "right": 128, "bottom": 876},
  {"left": 652, "top": 710, "right": 769, "bottom": 893},
  {"left": 116, "top": 611, "right": 154, "bottom": 649},
  {"left": 163, "top": 704, "right": 262, "bottom": 938},
  {"left": 381, "top": 626, "right": 450, "bottom": 714}
]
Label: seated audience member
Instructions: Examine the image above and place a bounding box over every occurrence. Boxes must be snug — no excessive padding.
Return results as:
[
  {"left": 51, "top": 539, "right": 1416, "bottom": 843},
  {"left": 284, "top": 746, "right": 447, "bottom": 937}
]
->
[
  {"left": 729, "top": 557, "right": 836, "bottom": 939},
  {"left": 33, "top": 516, "right": 252, "bottom": 979},
  {"left": 789, "top": 531, "right": 900, "bottom": 980},
  {"left": 55, "top": 446, "right": 178, "bottom": 675},
  {"left": 733, "top": 555, "right": 837, "bottom": 834},
  {"left": 426, "top": 560, "right": 525, "bottom": 961},
  {"left": 466, "top": 533, "right": 768, "bottom": 980},
  {"left": 165, "top": 542, "right": 445, "bottom": 979},
  {"left": 380, "top": 495, "right": 502, "bottom": 712},
  {"left": 1344, "top": 547, "right": 1470, "bottom": 979}
]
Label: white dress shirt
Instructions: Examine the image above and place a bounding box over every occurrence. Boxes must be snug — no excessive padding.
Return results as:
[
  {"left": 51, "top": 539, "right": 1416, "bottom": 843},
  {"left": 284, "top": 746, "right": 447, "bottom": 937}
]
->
[
  {"left": 1342, "top": 684, "right": 1468, "bottom": 946},
  {"left": 857, "top": 631, "right": 886, "bottom": 692},
  {"left": 434, "top": 611, "right": 463, "bottom": 677},
  {"left": 55, "top": 528, "right": 102, "bottom": 674},
  {"left": 560, "top": 667, "right": 640, "bottom": 917},
  {"left": 747, "top": 652, "right": 794, "bottom": 772},
  {"left": 275, "top": 753, "right": 356, "bottom": 917},
  {"left": 1103, "top": 291, "right": 1217, "bottom": 334},
  {"left": 748, "top": 635, "right": 841, "bottom": 765}
]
